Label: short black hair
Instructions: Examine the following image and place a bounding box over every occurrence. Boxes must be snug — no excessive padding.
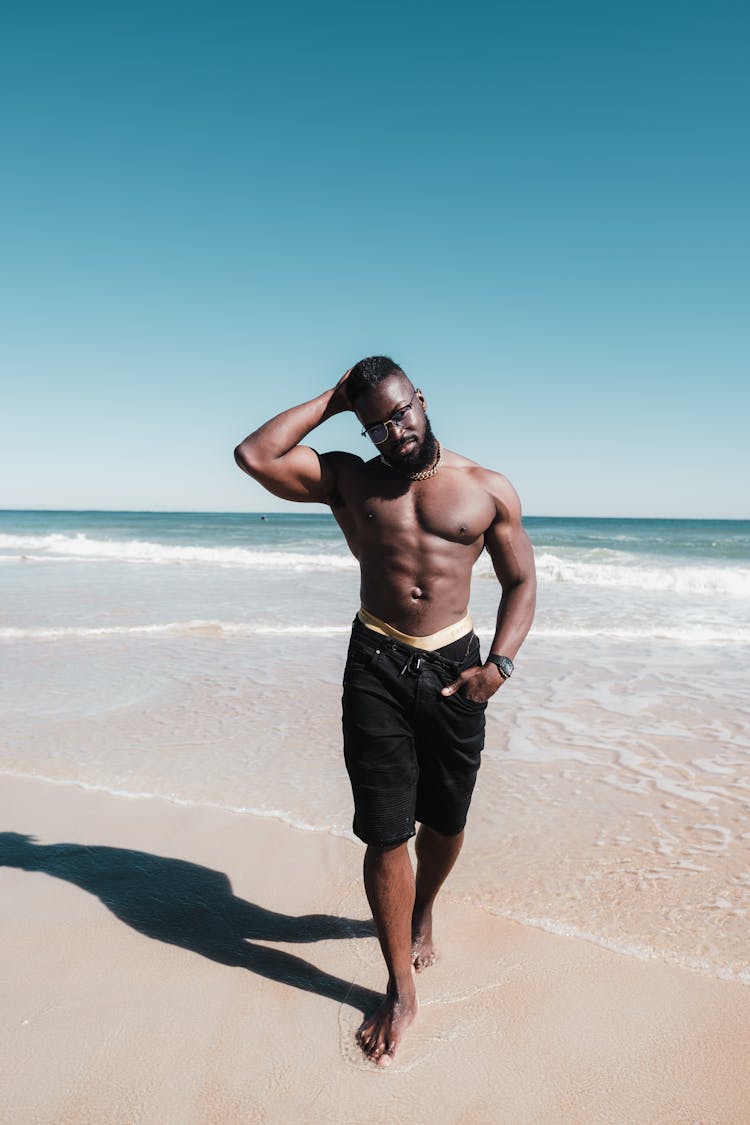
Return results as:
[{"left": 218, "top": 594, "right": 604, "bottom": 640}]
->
[{"left": 347, "top": 355, "right": 407, "bottom": 403}]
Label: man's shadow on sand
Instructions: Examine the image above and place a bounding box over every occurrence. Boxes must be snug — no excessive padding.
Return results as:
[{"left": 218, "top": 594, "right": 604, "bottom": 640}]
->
[{"left": 0, "top": 832, "right": 380, "bottom": 1016}]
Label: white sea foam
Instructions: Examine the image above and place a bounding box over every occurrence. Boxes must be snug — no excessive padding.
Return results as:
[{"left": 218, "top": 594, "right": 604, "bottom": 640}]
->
[
  {"left": 528, "top": 625, "right": 750, "bottom": 644},
  {"left": 0, "top": 768, "right": 356, "bottom": 839},
  {"left": 0, "top": 621, "right": 351, "bottom": 641},
  {"left": 0, "top": 533, "right": 357, "bottom": 571},
  {"left": 2, "top": 532, "right": 749, "bottom": 595},
  {"left": 479, "top": 905, "right": 750, "bottom": 985},
  {"left": 533, "top": 551, "right": 750, "bottom": 596},
  {"left": 2, "top": 619, "right": 748, "bottom": 644}
]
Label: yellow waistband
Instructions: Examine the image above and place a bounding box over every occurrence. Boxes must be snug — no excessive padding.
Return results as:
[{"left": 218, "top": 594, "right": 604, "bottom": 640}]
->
[{"left": 357, "top": 606, "right": 473, "bottom": 651}]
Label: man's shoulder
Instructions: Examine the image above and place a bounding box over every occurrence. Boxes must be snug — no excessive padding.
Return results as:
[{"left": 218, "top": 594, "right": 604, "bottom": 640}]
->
[
  {"left": 314, "top": 450, "right": 372, "bottom": 508},
  {"left": 444, "top": 450, "right": 520, "bottom": 516},
  {"left": 444, "top": 449, "right": 513, "bottom": 489}
]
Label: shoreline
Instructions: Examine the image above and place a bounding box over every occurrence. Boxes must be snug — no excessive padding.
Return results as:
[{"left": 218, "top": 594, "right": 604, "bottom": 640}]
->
[
  {"left": 2, "top": 773, "right": 749, "bottom": 1123},
  {"left": 3, "top": 766, "right": 747, "bottom": 989}
]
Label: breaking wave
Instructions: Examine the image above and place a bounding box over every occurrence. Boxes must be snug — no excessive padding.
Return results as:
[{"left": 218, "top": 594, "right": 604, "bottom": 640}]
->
[{"left": 2, "top": 533, "right": 749, "bottom": 596}]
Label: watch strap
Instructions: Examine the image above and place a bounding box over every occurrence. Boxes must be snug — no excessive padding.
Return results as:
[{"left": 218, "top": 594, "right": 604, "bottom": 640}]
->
[{"left": 487, "top": 654, "right": 514, "bottom": 679}]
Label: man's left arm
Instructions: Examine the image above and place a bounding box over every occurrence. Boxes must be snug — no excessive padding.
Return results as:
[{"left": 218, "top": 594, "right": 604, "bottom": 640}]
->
[{"left": 442, "top": 473, "right": 537, "bottom": 703}]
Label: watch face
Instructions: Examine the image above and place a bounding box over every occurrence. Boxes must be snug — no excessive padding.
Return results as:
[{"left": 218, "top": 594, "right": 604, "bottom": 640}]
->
[{"left": 494, "top": 656, "right": 514, "bottom": 678}]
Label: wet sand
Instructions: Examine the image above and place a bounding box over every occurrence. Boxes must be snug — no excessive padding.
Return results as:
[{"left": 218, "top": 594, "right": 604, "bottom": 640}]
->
[{"left": 1, "top": 774, "right": 749, "bottom": 1124}]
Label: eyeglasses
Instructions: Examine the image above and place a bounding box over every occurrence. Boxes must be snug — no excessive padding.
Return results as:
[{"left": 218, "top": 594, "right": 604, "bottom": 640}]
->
[{"left": 361, "top": 390, "right": 420, "bottom": 445}]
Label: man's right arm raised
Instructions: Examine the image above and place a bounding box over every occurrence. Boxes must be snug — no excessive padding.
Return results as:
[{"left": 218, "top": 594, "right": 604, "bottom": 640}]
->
[{"left": 233, "top": 371, "right": 355, "bottom": 504}]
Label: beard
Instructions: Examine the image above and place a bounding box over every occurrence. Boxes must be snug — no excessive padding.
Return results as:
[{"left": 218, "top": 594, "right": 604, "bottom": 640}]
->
[{"left": 383, "top": 416, "right": 439, "bottom": 476}]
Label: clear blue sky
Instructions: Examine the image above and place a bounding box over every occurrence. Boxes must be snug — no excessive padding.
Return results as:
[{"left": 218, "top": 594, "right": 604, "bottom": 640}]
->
[{"left": 2, "top": 1, "right": 748, "bottom": 517}]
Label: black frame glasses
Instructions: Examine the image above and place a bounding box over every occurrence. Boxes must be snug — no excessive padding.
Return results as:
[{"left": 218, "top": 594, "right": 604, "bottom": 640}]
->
[{"left": 360, "top": 390, "right": 420, "bottom": 445}]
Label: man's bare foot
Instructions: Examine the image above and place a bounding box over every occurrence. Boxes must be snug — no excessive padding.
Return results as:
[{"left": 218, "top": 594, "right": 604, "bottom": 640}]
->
[
  {"left": 411, "top": 908, "right": 436, "bottom": 972},
  {"left": 356, "top": 982, "right": 418, "bottom": 1067}
]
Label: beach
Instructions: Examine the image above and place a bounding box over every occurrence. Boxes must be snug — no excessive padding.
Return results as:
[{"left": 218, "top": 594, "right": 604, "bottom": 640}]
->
[
  {"left": 3, "top": 773, "right": 750, "bottom": 1124},
  {"left": 2, "top": 510, "right": 750, "bottom": 1120}
]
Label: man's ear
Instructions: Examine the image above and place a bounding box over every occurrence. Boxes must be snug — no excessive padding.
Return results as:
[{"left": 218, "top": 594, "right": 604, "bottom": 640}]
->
[{"left": 417, "top": 389, "right": 427, "bottom": 411}]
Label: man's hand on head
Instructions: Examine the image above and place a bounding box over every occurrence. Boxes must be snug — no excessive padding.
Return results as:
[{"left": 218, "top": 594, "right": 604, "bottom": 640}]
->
[
  {"left": 440, "top": 663, "right": 504, "bottom": 705},
  {"left": 324, "top": 367, "right": 354, "bottom": 418}
]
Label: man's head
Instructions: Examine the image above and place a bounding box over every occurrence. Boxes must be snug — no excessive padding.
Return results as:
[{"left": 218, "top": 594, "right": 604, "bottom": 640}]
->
[
  {"left": 346, "top": 356, "right": 406, "bottom": 403},
  {"left": 348, "top": 355, "right": 438, "bottom": 476}
]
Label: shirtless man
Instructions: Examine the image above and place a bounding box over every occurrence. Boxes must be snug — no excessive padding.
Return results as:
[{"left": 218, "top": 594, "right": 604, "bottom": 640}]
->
[{"left": 234, "top": 356, "right": 536, "bottom": 1067}]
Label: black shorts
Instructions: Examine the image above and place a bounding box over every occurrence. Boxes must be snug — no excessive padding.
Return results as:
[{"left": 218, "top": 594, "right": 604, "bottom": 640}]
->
[{"left": 342, "top": 616, "right": 487, "bottom": 847}]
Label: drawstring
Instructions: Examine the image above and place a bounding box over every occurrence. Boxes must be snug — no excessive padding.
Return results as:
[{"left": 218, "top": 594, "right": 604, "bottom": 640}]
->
[{"left": 399, "top": 652, "right": 423, "bottom": 676}]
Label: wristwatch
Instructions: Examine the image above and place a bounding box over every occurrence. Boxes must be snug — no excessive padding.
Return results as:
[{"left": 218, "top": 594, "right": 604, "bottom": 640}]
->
[{"left": 487, "top": 655, "right": 514, "bottom": 680}]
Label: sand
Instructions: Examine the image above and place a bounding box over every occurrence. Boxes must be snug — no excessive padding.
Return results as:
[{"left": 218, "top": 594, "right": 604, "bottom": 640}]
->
[{"left": 1, "top": 773, "right": 749, "bottom": 1125}]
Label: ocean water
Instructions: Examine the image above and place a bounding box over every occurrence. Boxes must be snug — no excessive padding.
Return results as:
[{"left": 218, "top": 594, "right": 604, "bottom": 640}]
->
[{"left": 2, "top": 510, "right": 749, "bottom": 984}]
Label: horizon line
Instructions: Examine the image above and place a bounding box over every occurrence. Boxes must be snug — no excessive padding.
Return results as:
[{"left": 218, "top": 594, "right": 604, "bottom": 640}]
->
[{"left": 1, "top": 509, "right": 748, "bottom": 522}]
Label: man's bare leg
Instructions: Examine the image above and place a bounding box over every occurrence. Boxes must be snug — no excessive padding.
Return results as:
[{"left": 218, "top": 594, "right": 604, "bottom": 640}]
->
[
  {"left": 356, "top": 841, "right": 418, "bottom": 1067},
  {"left": 411, "top": 825, "right": 464, "bottom": 971}
]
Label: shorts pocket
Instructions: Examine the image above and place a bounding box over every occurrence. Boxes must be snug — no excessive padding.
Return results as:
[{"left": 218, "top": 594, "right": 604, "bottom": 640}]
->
[
  {"left": 447, "top": 689, "right": 487, "bottom": 712},
  {"left": 343, "top": 644, "right": 382, "bottom": 684}
]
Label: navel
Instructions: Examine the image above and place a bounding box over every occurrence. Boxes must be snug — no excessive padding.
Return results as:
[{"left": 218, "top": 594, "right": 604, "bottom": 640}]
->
[
  {"left": 459, "top": 525, "right": 466, "bottom": 534},
  {"left": 410, "top": 586, "right": 423, "bottom": 600}
]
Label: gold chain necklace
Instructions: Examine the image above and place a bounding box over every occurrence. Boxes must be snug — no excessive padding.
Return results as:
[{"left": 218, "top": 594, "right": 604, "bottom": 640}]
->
[
  {"left": 380, "top": 441, "right": 442, "bottom": 481},
  {"left": 408, "top": 441, "right": 442, "bottom": 480}
]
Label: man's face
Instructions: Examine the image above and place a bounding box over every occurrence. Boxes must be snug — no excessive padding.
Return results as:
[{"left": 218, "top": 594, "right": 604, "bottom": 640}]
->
[{"left": 356, "top": 375, "right": 436, "bottom": 473}]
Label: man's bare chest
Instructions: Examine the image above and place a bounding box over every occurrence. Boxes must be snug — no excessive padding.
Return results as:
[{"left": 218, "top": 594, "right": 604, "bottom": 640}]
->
[{"left": 339, "top": 474, "right": 494, "bottom": 549}]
